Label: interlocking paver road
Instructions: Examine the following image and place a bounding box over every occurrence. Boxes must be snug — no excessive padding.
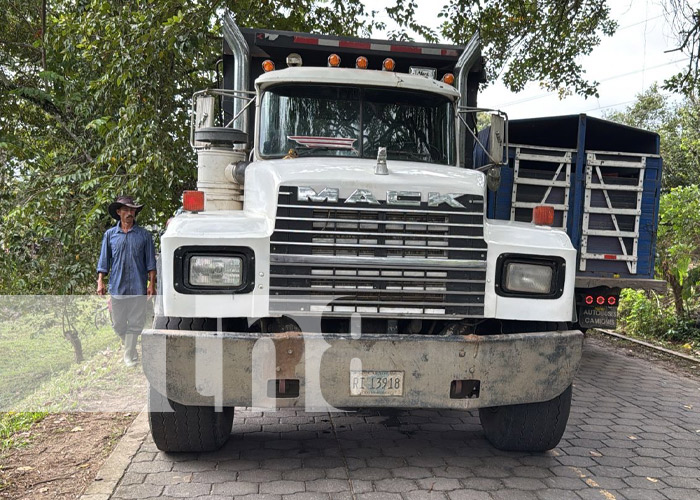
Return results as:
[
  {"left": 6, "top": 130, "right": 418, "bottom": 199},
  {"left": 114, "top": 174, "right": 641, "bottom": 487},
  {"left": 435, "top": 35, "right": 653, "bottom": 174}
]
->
[{"left": 111, "top": 337, "right": 700, "bottom": 500}]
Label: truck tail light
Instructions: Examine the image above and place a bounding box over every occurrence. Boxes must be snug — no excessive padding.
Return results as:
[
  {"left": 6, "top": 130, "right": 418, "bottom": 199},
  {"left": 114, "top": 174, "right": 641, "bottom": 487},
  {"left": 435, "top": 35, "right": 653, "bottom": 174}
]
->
[
  {"left": 585, "top": 295, "right": 594, "bottom": 305},
  {"left": 328, "top": 53, "right": 341, "bottom": 67},
  {"left": 596, "top": 296, "right": 606, "bottom": 305},
  {"left": 183, "top": 190, "right": 205, "bottom": 212},
  {"left": 441, "top": 73, "right": 455, "bottom": 85},
  {"left": 262, "top": 59, "right": 275, "bottom": 72},
  {"left": 355, "top": 56, "right": 368, "bottom": 69},
  {"left": 382, "top": 58, "right": 395, "bottom": 71},
  {"left": 608, "top": 296, "right": 617, "bottom": 306},
  {"left": 532, "top": 205, "right": 555, "bottom": 226}
]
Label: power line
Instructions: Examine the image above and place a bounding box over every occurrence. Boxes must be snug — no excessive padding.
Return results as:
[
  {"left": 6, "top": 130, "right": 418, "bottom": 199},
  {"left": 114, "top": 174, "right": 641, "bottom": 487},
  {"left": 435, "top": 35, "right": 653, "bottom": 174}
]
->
[
  {"left": 498, "top": 58, "right": 687, "bottom": 108},
  {"left": 617, "top": 13, "right": 664, "bottom": 31}
]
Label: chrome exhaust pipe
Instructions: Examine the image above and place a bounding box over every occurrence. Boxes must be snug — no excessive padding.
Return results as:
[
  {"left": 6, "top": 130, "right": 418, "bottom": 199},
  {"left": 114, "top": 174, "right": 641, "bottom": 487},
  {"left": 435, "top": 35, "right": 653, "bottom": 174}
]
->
[{"left": 222, "top": 11, "right": 250, "bottom": 134}]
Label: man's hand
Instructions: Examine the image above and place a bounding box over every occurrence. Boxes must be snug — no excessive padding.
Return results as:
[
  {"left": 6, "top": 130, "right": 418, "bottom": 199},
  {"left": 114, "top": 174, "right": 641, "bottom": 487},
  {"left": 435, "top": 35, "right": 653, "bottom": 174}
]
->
[
  {"left": 147, "top": 283, "right": 156, "bottom": 299},
  {"left": 97, "top": 279, "right": 106, "bottom": 296}
]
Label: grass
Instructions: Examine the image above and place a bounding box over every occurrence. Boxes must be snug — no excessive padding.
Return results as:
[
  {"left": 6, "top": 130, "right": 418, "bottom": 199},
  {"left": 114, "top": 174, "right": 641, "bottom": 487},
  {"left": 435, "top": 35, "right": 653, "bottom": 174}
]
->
[
  {"left": 0, "top": 412, "right": 47, "bottom": 452},
  {"left": 0, "top": 296, "right": 124, "bottom": 409},
  {"left": 0, "top": 296, "right": 147, "bottom": 453},
  {"left": 15, "top": 342, "right": 144, "bottom": 413}
]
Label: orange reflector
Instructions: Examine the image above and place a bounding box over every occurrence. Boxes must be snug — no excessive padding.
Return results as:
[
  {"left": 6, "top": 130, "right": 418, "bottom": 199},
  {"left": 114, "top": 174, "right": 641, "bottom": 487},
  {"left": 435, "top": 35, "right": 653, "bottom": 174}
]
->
[
  {"left": 442, "top": 73, "right": 455, "bottom": 85},
  {"left": 262, "top": 59, "right": 275, "bottom": 72},
  {"left": 355, "top": 56, "right": 368, "bottom": 69},
  {"left": 532, "top": 205, "right": 555, "bottom": 225},
  {"left": 328, "top": 53, "right": 341, "bottom": 67},
  {"left": 382, "top": 58, "right": 396, "bottom": 71},
  {"left": 183, "top": 190, "right": 204, "bottom": 212}
]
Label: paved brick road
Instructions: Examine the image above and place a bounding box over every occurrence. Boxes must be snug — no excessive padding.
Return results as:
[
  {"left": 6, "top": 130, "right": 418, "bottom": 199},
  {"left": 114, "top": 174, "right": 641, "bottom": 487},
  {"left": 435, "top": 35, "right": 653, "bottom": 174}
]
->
[{"left": 109, "top": 337, "right": 700, "bottom": 500}]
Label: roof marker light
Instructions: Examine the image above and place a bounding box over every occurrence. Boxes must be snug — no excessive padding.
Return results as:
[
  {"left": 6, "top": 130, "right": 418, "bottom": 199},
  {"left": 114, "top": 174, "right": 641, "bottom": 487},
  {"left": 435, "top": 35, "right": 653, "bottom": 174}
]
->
[
  {"left": 355, "top": 56, "right": 368, "bottom": 69},
  {"left": 596, "top": 296, "right": 606, "bottom": 305},
  {"left": 608, "top": 296, "right": 617, "bottom": 306},
  {"left": 328, "top": 53, "right": 341, "bottom": 67},
  {"left": 382, "top": 58, "right": 396, "bottom": 71},
  {"left": 442, "top": 73, "right": 455, "bottom": 85},
  {"left": 286, "top": 53, "right": 303, "bottom": 67},
  {"left": 262, "top": 60, "right": 275, "bottom": 72}
]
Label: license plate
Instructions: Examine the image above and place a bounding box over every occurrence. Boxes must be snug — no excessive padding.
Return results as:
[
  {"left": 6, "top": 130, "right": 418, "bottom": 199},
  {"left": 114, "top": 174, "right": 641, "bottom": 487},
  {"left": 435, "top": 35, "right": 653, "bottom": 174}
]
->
[
  {"left": 579, "top": 305, "right": 617, "bottom": 329},
  {"left": 350, "top": 371, "right": 404, "bottom": 396}
]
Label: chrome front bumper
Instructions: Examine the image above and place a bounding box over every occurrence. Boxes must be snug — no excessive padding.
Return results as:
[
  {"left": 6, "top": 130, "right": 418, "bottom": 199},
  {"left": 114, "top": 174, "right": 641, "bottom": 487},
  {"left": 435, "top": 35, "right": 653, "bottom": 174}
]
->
[{"left": 142, "top": 329, "right": 583, "bottom": 410}]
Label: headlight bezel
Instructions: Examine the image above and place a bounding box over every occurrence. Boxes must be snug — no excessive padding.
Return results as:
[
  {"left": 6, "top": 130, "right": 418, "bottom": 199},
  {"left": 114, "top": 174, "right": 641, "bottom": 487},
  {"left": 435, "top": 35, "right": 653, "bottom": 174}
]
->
[
  {"left": 495, "top": 253, "right": 565, "bottom": 299},
  {"left": 174, "top": 246, "right": 255, "bottom": 294}
]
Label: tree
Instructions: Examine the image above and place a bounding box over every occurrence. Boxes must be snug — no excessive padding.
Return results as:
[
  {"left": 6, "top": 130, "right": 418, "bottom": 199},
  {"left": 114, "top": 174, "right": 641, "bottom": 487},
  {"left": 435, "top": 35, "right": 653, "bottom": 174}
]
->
[
  {"left": 606, "top": 87, "right": 700, "bottom": 318},
  {"left": 605, "top": 85, "right": 700, "bottom": 189},
  {"left": 0, "top": 0, "right": 383, "bottom": 298},
  {"left": 662, "top": 0, "right": 700, "bottom": 97},
  {"left": 391, "top": 0, "right": 618, "bottom": 98},
  {"left": 0, "top": 0, "right": 385, "bottom": 363},
  {"left": 656, "top": 186, "right": 700, "bottom": 317}
]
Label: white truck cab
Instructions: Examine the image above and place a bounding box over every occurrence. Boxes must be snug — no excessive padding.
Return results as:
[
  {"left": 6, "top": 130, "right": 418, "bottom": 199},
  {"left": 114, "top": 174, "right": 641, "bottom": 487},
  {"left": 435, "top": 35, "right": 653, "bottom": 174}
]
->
[{"left": 144, "top": 12, "right": 583, "bottom": 454}]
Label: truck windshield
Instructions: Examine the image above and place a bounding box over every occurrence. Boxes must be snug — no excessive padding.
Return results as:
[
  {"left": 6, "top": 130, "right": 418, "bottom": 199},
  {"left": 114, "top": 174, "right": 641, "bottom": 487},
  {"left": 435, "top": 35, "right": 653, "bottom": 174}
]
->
[{"left": 259, "top": 84, "right": 455, "bottom": 165}]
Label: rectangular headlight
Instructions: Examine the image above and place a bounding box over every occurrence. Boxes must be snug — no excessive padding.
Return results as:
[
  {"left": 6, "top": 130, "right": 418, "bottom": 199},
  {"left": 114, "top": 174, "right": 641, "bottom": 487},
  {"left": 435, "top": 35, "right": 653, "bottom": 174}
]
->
[
  {"left": 504, "top": 262, "right": 553, "bottom": 294},
  {"left": 189, "top": 256, "right": 242, "bottom": 286}
]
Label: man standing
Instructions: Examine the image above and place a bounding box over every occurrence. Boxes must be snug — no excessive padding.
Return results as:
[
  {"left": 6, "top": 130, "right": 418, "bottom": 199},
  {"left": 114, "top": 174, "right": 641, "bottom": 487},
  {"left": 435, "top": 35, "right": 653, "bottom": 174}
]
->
[{"left": 97, "top": 196, "right": 156, "bottom": 367}]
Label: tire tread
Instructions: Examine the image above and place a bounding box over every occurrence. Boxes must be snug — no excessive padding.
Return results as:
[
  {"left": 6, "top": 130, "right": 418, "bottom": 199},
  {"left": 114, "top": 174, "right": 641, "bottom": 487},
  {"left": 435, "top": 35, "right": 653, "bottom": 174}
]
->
[{"left": 479, "top": 385, "right": 572, "bottom": 452}]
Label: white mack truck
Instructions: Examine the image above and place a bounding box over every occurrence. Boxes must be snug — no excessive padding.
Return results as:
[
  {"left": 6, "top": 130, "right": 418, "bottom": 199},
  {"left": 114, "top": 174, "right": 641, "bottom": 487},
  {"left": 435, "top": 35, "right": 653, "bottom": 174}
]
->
[{"left": 144, "top": 13, "right": 657, "bottom": 454}]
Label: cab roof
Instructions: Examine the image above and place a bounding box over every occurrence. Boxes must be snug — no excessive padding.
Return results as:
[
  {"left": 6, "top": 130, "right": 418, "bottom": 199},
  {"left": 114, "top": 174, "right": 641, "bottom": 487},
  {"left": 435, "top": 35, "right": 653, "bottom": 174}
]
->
[{"left": 255, "top": 67, "right": 461, "bottom": 99}]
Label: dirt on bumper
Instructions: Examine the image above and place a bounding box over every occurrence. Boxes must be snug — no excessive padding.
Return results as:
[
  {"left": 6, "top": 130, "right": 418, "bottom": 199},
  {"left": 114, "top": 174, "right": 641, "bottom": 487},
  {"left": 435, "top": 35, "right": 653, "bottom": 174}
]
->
[{"left": 142, "top": 329, "right": 583, "bottom": 410}]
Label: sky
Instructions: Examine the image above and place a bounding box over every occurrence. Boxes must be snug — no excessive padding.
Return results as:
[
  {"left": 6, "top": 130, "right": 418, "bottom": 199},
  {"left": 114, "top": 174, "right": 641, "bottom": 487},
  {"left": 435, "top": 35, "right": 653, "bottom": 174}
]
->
[{"left": 367, "top": 0, "right": 689, "bottom": 119}]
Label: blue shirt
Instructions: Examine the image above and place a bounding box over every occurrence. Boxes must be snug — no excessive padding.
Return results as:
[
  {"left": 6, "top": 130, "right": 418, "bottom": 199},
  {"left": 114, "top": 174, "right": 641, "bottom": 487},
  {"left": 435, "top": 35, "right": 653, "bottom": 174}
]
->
[{"left": 97, "top": 222, "right": 156, "bottom": 297}]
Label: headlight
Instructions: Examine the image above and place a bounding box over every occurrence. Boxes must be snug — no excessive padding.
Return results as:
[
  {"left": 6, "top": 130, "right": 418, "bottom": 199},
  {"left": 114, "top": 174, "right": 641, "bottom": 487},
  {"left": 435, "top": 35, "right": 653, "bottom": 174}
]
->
[
  {"left": 174, "top": 246, "right": 255, "bottom": 294},
  {"left": 190, "top": 256, "right": 242, "bottom": 286},
  {"left": 496, "top": 254, "right": 565, "bottom": 299},
  {"left": 504, "top": 263, "right": 553, "bottom": 294}
]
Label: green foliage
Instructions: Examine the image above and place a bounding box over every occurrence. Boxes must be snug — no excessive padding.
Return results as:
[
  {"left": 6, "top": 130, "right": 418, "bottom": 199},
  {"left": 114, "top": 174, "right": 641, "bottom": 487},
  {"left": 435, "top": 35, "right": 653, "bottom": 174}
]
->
[
  {"left": 661, "top": 1, "right": 699, "bottom": 97},
  {"left": 0, "top": 412, "right": 47, "bottom": 452},
  {"left": 618, "top": 289, "right": 674, "bottom": 338},
  {"left": 434, "top": 0, "right": 617, "bottom": 97},
  {"left": 605, "top": 86, "right": 700, "bottom": 189},
  {"left": 0, "top": 297, "right": 119, "bottom": 409},
  {"left": 0, "top": 0, "right": 382, "bottom": 295},
  {"left": 656, "top": 185, "right": 700, "bottom": 316},
  {"left": 619, "top": 289, "right": 700, "bottom": 343}
]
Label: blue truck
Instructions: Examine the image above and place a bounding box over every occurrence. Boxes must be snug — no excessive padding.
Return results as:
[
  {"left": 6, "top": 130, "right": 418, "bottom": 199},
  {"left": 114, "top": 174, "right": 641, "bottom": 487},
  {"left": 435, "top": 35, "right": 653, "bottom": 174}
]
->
[{"left": 477, "top": 114, "right": 665, "bottom": 329}]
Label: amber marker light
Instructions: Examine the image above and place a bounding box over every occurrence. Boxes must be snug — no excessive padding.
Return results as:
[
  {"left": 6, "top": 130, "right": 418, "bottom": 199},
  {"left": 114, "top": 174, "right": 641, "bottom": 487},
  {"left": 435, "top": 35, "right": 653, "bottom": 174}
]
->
[
  {"left": 442, "top": 73, "right": 455, "bottom": 85},
  {"left": 183, "top": 190, "right": 205, "bottom": 212},
  {"left": 262, "top": 60, "right": 275, "bottom": 72},
  {"left": 532, "top": 205, "right": 555, "bottom": 226},
  {"left": 382, "top": 58, "right": 396, "bottom": 71},
  {"left": 328, "top": 53, "right": 341, "bottom": 67},
  {"left": 355, "top": 56, "right": 368, "bottom": 69}
]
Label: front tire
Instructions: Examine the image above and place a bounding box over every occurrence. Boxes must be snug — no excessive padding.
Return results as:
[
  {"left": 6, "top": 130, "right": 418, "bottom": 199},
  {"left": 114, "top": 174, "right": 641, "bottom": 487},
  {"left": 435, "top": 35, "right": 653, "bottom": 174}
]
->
[
  {"left": 148, "top": 385, "right": 234, "bottom": 453},
  {"left": 479, "top": 385, "right": 572, "bottom": 452}
]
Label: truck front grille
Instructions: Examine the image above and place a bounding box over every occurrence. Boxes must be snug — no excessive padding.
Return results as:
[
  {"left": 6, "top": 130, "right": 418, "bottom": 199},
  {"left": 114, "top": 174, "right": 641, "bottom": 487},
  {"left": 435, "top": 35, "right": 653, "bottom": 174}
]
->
[{"left": 269, "top": 187, "right": 487, "bottom": 319}]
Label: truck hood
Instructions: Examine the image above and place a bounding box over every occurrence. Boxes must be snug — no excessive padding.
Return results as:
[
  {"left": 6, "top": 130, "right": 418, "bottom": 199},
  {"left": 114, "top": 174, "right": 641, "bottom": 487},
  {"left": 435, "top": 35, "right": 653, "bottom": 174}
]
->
[{"left": 243, "top": 157, "right": 486, "bottom": 219}]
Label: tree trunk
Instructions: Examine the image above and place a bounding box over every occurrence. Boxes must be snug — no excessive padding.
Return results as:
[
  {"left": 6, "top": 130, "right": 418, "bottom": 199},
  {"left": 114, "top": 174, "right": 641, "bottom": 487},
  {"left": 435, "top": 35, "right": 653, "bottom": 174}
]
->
[
  {"left": 665, "top": 271, "right": 685, "bottom": 317},
  {"left": 63, "top": 329, "right": 84, "bottom": 363}
]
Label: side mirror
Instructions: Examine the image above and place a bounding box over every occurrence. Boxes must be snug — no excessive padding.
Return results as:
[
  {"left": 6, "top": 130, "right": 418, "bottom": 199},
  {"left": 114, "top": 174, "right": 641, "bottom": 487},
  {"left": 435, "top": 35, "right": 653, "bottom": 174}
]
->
[
  {"left": 488, "top": 114, "right": 505, "bottom": 165},
  {"left": 487, "top": 166, "right": 501, "bottom": 192}
]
